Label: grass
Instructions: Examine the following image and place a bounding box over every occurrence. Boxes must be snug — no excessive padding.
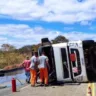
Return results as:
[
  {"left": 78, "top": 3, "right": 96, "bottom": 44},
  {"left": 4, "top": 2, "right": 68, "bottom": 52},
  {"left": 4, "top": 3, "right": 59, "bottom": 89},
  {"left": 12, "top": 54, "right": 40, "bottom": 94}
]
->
[{"left": 0, "top": 52, "right": 25, "bottom": 69}]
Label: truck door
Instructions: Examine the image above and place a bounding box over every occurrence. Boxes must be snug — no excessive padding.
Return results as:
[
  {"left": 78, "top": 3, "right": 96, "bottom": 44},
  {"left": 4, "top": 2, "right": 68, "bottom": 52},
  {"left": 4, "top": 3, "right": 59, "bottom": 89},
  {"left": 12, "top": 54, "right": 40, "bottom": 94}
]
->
[
  {"left": 68, "top": 41, "right": 87, "bottom": 82},
  {"left": 53, "top": 43, "right": 73, "bottom": 82}
]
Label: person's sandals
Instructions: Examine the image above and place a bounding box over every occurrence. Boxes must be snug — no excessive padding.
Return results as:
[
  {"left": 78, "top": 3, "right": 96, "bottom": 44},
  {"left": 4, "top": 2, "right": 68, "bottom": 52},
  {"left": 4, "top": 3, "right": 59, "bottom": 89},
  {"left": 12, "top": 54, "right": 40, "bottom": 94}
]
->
[
  {"left": 31, "top": 85, "right": 35, "bottom": 87},
  {"left": 40, "top": 83, "right": 44, "bottom": 86},
  {"left": 44, "top": 84, "right": 48, "bottom": 87}
]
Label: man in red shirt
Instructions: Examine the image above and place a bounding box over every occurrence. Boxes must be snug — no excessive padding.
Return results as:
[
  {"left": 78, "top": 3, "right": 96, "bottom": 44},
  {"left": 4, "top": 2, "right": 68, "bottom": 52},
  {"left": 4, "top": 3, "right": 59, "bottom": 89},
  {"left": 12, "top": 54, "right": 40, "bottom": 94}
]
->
[{"left": 22, "top": 56, "right": 31, "bottom": 83}]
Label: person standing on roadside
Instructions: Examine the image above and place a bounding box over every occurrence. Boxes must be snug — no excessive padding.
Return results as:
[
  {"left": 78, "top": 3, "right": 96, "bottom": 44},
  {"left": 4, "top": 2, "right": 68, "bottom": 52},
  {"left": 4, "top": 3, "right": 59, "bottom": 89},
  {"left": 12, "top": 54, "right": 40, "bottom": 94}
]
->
[
  {"left": 38, "top": 51, "right": 50, "bottom": 86},
  {"left": 30, "top": 52, "right": 38, "bottom": 87},
  {"left": 22, "top": 56, "right": 31, "bottom": 83}
]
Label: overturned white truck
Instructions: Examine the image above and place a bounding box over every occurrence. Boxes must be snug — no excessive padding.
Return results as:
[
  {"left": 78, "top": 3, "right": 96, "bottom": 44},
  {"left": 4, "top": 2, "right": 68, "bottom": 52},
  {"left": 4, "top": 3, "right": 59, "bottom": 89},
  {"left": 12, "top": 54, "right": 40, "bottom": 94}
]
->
[{"left": 38, "top": 38, "right": 96, "bottom": 83}]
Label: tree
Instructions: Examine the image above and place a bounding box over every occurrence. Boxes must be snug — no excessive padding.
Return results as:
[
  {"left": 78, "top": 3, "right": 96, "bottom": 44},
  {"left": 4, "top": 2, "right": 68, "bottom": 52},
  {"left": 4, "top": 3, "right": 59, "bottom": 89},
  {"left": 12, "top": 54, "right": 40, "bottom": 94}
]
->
[
  {"left": 1, "top": 44, "right": 16, "bottom": 51},
  {"left": 18, "top": 45, "right": 32, "bottom": 53},
  {"left": 51, "top": 35, "right": 69, "bottom": 44}
]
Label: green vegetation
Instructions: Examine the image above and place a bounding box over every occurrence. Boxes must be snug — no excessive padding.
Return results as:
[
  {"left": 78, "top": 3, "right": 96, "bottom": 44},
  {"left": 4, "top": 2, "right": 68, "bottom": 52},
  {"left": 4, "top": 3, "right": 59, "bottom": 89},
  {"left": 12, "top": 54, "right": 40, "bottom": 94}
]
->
[
  {"left": 51, "top": 35, "right": 68, "bottom": 44},
  {"left": 0, "top": 35, "right": 68, "bottom": 69},
  {"left": 0, "top": 51, "right": 25, "bottom": 69}
]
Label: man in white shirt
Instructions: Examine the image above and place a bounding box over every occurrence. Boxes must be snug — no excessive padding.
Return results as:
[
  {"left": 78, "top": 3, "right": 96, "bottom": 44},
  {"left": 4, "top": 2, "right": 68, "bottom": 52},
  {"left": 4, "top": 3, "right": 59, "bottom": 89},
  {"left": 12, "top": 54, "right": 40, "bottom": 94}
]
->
[
  {"left": 30, "top": 52, "right": 38, "bottom": 86},
  {"left": 38, "top": 51, "right": 50, "bottom": 86}
]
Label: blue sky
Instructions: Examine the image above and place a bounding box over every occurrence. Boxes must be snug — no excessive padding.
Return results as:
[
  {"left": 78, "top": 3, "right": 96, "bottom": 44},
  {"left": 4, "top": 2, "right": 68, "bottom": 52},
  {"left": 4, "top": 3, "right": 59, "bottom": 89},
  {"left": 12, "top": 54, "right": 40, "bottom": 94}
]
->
[{"left": 0, "top": 0, "right": 96, "bottom": 48}]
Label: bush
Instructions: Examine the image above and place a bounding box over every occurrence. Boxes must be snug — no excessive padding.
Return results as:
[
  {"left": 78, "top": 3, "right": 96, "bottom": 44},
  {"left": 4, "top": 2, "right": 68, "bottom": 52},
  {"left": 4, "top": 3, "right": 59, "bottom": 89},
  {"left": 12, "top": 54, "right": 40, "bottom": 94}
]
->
[{"left": 0, "top": 52, "right": 25, "bottom": 69}]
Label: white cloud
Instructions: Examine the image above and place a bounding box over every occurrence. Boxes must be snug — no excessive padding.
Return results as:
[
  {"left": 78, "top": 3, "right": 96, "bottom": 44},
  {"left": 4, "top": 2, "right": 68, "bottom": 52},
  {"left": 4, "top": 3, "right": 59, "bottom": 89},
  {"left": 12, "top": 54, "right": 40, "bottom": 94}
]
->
[
  {"left": 0, "top": 0, "right": 96, "bottom": 23},
  {"left": 80, "top": 21, "right": 91, "bottom": 25},
  {"left": 0, "top": 24, "right": 59, "bottom": 48},
  {"left": 63, "top": 32, "right": 96, "bottom": 41},
  {"left": 64, "top": 27, "right": 74, "bottom": 30},
  {"left": 0, "top": 37, "right": 7, "bottom": 41},
  {"left": 0, "top": 37, "right": 8, "bottom": 48},
  {"left": 0, "top": 24, "right": 96, "bottom": 48}
]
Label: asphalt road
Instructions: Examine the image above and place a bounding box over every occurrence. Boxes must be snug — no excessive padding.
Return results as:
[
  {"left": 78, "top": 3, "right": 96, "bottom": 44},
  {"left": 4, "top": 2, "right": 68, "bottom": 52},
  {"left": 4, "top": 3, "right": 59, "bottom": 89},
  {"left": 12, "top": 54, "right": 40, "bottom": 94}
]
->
[
  {"left": 1, "top": 83, "right": 87, "bottom": 96},
  {"left": 0, "top": 80, "right": 27, "bottom": 96}
]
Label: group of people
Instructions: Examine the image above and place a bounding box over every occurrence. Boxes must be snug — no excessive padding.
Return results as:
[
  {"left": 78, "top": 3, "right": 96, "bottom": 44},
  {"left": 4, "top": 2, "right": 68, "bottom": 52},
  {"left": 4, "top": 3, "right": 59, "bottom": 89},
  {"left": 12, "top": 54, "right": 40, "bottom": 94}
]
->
[{"left": 22, "top": 51, "right": 50, "bottom": 87}]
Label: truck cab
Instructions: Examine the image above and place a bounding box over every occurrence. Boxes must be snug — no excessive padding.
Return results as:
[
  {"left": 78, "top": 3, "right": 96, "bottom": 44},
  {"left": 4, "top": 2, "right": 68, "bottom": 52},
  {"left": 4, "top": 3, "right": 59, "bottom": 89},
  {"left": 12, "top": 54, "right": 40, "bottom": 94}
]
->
[{"left": 38, "top": 38, "right": 96, "bottom": 83}]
